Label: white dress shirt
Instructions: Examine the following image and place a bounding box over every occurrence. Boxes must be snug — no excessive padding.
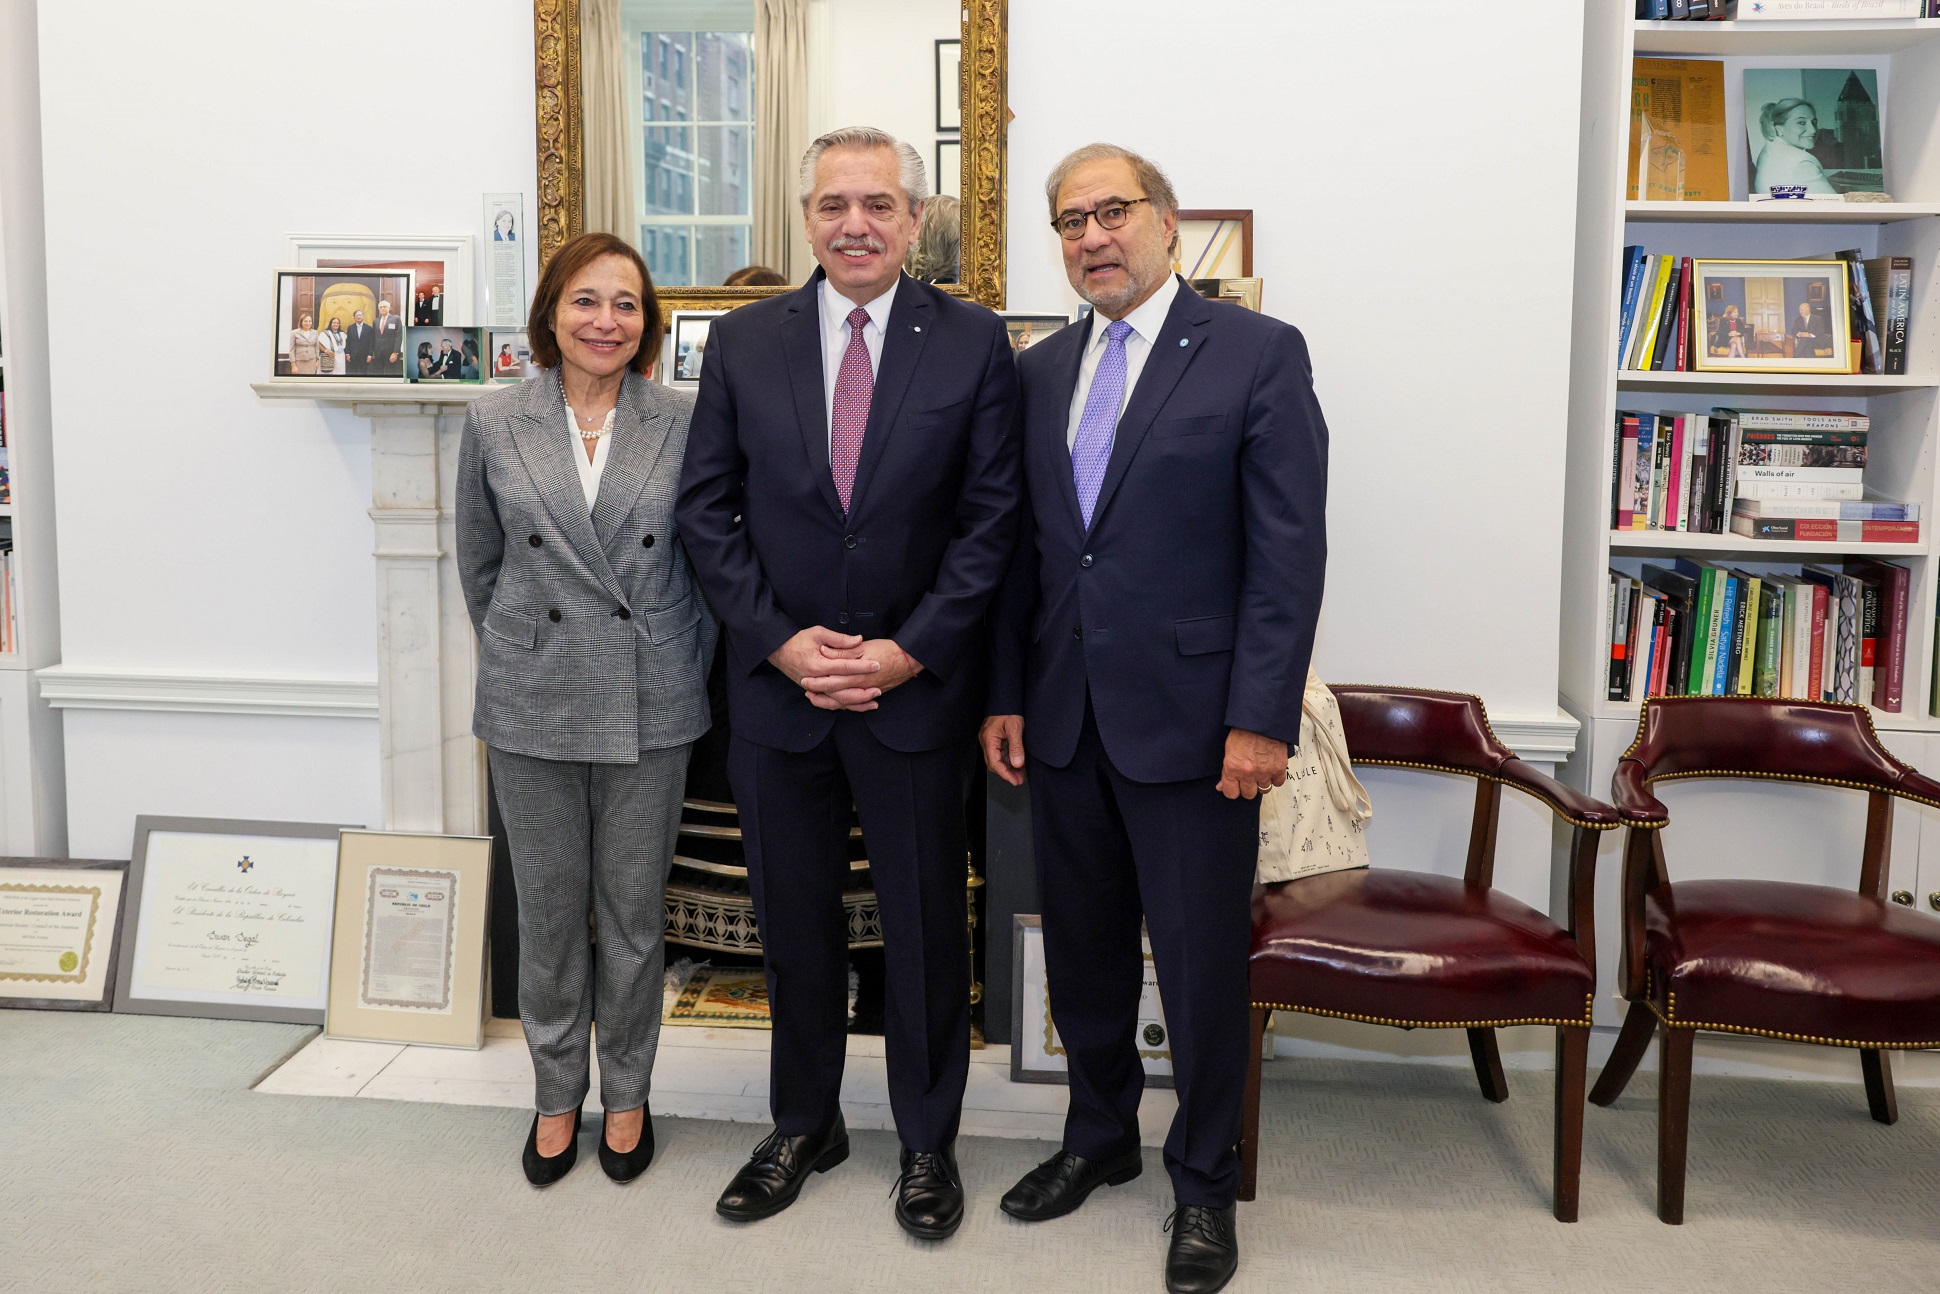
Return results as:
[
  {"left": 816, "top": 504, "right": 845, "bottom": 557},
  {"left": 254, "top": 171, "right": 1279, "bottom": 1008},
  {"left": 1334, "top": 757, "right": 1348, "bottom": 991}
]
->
[
  {"left": 565, "top": 402, "right": 613, "bottom": 511},
  {"left": 818, "top": 276, "right": 900, "bottom": 452},
  {"left": 1064, "top": 272, "right": 1182, "bottom": 450}
]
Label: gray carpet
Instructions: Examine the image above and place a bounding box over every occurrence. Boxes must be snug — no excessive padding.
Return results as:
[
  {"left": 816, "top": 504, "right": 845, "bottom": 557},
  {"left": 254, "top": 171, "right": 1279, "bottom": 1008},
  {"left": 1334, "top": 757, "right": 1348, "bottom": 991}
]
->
[{"left": 2, "top": 1012, "right": 1937, "bottom": 1293}]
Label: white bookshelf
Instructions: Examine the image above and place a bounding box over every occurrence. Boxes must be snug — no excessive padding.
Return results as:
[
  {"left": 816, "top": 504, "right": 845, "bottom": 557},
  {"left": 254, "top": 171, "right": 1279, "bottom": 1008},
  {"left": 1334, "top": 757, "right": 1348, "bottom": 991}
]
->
[{"left": 1564, "top": 6, "right": 1940, "bottom": 747}]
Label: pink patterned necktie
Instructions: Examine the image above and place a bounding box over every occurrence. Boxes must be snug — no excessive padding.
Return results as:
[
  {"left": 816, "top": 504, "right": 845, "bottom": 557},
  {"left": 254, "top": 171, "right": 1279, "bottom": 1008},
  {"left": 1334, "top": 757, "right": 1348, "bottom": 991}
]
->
[{"left": 829, "top": 306, "right": 873, "bottom": 512}]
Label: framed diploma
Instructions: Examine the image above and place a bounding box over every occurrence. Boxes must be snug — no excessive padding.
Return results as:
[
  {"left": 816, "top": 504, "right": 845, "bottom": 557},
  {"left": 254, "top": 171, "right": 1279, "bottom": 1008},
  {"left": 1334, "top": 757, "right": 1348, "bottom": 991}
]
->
[
  {"left": 1009, "top": 915, "right": 1174, "bottom": 1089},
  {"left": 0, "top": 858, "right": 128, "bottom": 1011},
  {"left": 325, "top": 830, "right": 491, "bottom": 1050},
  {"left": 113, "top": 817, "right": 357, "bottom": 1024}
]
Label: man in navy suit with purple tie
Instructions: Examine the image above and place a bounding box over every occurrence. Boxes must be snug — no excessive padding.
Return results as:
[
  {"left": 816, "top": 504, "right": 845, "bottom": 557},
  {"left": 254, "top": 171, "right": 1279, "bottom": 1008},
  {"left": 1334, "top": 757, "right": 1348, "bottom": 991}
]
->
[{"left": 983, "top": 143, "right": 1328, "bottom": 1294}]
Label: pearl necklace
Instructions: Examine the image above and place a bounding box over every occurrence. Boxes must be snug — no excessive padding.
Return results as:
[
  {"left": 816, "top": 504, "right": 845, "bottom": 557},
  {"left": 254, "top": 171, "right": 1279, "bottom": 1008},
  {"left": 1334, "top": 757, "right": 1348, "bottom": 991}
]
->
[{"left": 565, "top": 402, "right": 616, "bottom": 443}]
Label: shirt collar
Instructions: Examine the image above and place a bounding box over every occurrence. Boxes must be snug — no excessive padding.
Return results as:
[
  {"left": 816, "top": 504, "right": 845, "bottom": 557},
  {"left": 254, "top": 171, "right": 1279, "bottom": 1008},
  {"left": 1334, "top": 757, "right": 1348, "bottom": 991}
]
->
[
  {"left": 1088, "top": 272, "right": 1182, "bottom": 352},
  {"left": 820, "top": 274, "right": 901, "bottom": 335}
]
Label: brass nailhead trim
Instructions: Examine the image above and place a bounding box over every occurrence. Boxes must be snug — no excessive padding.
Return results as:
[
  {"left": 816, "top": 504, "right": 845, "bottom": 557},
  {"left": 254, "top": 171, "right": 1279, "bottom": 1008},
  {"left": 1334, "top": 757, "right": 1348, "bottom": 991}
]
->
[
  {"left": 1251, "top": 994, "right": 1595, "bottom": 1031},
  {"left": 1647, "top": 992, "right": 1940, "bottom": 1051}
]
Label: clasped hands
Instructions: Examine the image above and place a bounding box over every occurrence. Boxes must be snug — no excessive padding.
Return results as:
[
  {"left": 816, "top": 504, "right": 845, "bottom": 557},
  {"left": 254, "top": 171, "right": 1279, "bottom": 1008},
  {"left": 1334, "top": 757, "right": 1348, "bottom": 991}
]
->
[
  {"left": 979, "top": 715, "right": 1288, "bottom": 801},
  {"left": 770, "top": 625, "right": 922, "bottom": 712}
]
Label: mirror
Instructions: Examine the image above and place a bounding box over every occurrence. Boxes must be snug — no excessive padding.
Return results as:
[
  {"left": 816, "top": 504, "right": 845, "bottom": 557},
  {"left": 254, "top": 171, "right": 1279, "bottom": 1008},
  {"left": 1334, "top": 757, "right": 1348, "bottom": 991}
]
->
[{"left": 533, "top": 0, "right": 1007, "bottom": 312}]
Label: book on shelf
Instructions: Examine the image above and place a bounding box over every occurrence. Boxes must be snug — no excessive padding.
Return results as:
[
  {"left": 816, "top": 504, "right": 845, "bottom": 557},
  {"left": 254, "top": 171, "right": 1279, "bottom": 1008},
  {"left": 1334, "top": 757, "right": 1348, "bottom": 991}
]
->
[
  {"left": 1734, "top": 497, "right": 1918, "bottom": 520},
  {"left": 1863, "top": 256, "right": 1912, "bottom": 377},
  {"left": 1816, "top": 250, "right": 1882, "bottom": 376},
  {"left": 1733, "top": 0, "right": 1924, "bottom": 16},
  {"left": 1610, "top": 557, "right": 1908, "bottom": 709},
  {"left": 1729, "top": 515, "right": 1921, "bottom": 543},
  {"left": 1627, "top": 59, "right": 1728, "bottom": 202}
]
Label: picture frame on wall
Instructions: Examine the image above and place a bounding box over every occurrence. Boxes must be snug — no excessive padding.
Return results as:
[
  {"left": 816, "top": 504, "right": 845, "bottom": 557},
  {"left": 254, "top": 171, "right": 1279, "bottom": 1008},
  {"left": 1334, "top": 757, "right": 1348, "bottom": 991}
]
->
[
  {"left": 1000, "top": 313, "right": 1070, "bottom": 354},
  {"left": 286, "top": 233, "right": 477, "bottom": 326},
  {"left": 324, "top": 830, "right": 492, "bottom": 1050},
  {"left": 1010, "top": 915, "right": 1174, "bottom": 1089},
  {"left": 936, "top": 139, "right": 962, "bottom": 201},
  {"left": 664, "top": 310, "right": 724, "bottom": 389},
  {"left": 1173, "top": 209, "right": 1252, "bottom": 280},
  {"left": 935, "top": 38, "right": 961, "bottom": 133},
  {"left": 1690, "top": 259, "right": 1853, "bottom": 375},
  {"left": 113, "top": 817, "right": 357, "bottom": 1025},
  {"left": 407, "top": 325, "right": 486, "bottom": 382},
  {"left": 0, "top": 858, "right": 129, "bottom": 1012},
  {"left": 272, "top": 268, "right": 413, "bottom": 379}
]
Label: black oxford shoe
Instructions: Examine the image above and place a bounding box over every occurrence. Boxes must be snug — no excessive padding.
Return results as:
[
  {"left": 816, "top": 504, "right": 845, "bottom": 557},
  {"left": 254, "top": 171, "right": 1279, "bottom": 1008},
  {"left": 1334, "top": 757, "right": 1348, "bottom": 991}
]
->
[
  {"left": 715, "top": 1116, "right": 850, "bottom": 1222},
  {"left": 521, "top": 1107, "right": 582, "bottom": 1187},
  {"left": 999, "top": 1147, "right": 1143, "bottom": 1222},
  {"left": 597, "top": 1109, "right": 656, "bottom": 1183},
  {"left": 1164, "top": 1204, "right": 1239, "bottom": 1294},
  {"left": 894, "top": 1143, "right": 964, "bottom": 1240}
]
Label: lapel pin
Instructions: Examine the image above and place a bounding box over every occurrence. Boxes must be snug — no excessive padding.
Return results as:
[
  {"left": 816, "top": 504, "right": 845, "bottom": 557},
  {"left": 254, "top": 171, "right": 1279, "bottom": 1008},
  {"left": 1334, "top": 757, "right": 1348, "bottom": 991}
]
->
[
  {"left": 1179, "top": 338, "right": 1189, "bottom": 347},
  {"left": 914, "top": 325, "right": 923, "bottom": 332}
]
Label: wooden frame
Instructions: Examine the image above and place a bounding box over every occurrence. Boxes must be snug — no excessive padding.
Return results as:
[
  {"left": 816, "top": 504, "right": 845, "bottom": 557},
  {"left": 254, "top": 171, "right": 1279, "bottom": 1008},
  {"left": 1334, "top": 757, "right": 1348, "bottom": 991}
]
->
[
  {"left": 0, "top": 858, "right": 128, "bottom": 1012},
  {"left": 1174, "top": 208, "right": 1252, "bottom": 278},
  {"left": 533, "top": 0, "right": 1009, "bottom": 313}
]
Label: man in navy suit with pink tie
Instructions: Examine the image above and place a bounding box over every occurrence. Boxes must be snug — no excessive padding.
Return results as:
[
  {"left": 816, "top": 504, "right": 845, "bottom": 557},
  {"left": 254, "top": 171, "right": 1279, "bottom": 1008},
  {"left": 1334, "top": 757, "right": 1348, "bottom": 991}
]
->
[{"left": 983, "top": 143, "right": 1328, "bottom": 1294}]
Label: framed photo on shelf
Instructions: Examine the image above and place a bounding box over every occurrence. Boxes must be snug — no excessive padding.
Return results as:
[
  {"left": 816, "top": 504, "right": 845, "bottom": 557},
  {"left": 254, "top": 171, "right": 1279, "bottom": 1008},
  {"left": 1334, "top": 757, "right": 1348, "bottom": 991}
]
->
[
  {"left": 272, "top": 268, "right": 413, "bottom": 379},
  {"left": 488, "top": 328, "right": 538, "bottom": 381},
  {"left": 112, "top": 817, "right": 357, "bottom": 1025},
  {"left": 664, "top": 310, "right": 724, "bottom": 389},
  {"left": 407, "top": 325, "right": 486, "bottom": 382},
  {"left": 1010, "top": 915, "right": 1173, "bottom": 1088},
  {"left": 1690, "top": 259, "right": 1852, "bottom": 375},
  {"left": 286, "top": 233, "right": 476, "bottom": 327},
  {"left": 0, "top": 858, "right": 128, "bottom": 1012},
  {"left": 1000, "top": 313, "right": 1070, "bottom": 354},
  {"left": 1173, "top": 209, "right": 1252, "bottom": 279},
  {"left": 935, "top": 39, "right": 961, "bottom": 133},
  {"left": 1743, "top": 68, "right": 1884, "bottom": 201},
  {"left": 324, "top": 830, "right": 492, "bottom": 1049},
  {"left": 935, "top": 138, "right": 961, "bottom": 201}
]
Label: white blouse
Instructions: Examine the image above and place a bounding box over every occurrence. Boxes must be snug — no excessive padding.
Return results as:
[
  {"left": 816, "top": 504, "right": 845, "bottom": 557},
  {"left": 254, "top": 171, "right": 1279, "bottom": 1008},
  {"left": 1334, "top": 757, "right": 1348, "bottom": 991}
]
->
[{"left": 564, "top": 402, "right": 615, "bottom": 511}]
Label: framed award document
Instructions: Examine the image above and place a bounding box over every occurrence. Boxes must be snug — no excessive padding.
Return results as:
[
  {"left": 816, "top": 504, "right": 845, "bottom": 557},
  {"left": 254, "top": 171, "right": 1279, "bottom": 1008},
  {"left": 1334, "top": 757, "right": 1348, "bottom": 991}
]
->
[
  {"left": 1009, "top": 915, "right": 1174, "bottom": 1089},
  {"left": 0, "top": 858, "right": 128, "bottom": 1011},
  {"left": 114, "top": 817, "right": 357, "bottom": 1024},
  {"left": 325, "top": 830, "right": 491, "bottom": 1050}
]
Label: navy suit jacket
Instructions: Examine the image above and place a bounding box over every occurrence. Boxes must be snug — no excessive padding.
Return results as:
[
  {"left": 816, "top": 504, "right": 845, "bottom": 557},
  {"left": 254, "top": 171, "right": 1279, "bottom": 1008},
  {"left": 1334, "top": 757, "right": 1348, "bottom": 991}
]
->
[
  {"left": 676, "top": 269, "right": 1022, "bottom": 754},
  {"left": 990, "top": 277, "right": 1328, "bottom": 783}
]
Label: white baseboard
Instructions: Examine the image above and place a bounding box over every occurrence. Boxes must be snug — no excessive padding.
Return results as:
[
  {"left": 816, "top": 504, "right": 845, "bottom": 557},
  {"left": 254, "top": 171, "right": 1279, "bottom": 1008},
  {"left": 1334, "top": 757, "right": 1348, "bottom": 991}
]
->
[{"left": 36, "top": 666, "right": 379, "bottom": 719}]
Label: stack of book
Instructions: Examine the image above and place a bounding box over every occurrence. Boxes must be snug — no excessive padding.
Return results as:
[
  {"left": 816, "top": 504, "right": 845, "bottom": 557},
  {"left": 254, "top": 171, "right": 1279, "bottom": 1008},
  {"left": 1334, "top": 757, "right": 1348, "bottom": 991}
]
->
[
  {"left": 1606, "top": 558, "right": 1912, "bottom": 710},
  {"left": 1639, "top": 1, "right": 1932, "bottom": 17},
  {"left": 1616, "top": 248, "right": 1912, "bottom": 375},
  {"left": 1610, "top": 407, "right": 1921, "bottom": 543}
]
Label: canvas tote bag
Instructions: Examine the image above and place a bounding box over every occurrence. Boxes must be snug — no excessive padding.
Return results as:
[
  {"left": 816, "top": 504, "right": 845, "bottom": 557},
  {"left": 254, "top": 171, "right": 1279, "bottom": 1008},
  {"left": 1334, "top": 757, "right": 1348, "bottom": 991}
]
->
[{"left": 1256, "top": 670, "right": 1373, "bottom": 883}]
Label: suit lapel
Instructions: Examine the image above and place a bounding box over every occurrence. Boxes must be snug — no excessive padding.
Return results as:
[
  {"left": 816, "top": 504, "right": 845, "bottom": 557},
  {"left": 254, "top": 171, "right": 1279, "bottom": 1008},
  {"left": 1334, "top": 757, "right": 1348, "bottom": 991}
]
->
[
  {"left": 1088, "top": 278, "right": 1212, "bottom": 535},
  {"left": 847, "top": 276, "right": 934, "bottom": 519},
  {"left": 782, "top": 273, "right": 846, "bottom": 520},
  {"left": 507, "top": 371, "right": 625, "bottom": 601},
  {"left": 1044, "top": 319, "right": 1090, "bottom": 537},
  {"left": 590, "top": 371, "right": 671, "bottom": 551}
]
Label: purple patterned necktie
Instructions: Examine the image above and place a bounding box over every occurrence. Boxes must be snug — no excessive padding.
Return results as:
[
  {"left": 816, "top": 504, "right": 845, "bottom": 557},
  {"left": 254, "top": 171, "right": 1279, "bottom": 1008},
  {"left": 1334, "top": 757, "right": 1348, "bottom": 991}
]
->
[{"left": 1072, "top": 319, "right": 1133, "bottom": 528}]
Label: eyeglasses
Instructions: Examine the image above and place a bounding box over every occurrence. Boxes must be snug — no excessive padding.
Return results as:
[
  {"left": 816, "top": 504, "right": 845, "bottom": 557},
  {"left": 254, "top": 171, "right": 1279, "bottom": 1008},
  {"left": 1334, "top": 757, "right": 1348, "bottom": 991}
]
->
[{"left": 1050, "top": 198, "right": 1150, "bottom": 240}]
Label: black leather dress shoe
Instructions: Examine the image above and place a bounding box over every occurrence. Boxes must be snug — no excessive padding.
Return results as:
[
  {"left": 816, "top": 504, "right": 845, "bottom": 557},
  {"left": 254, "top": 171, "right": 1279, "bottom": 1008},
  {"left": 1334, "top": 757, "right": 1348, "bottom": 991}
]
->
[
  {"left": 999, "top": 1147, "right": 1142, "bottom": 1222},
  {"left": 714, "top": 1116, "right": 850, "bottom": 1222},
  {"left": 1164, "top": 1204, "right": 1239, "bottom": 1294},
  {"left": 597, "top": 1109, "right": 655, "bottom": 1183},
  {"left": 521, "top": 1107, "right": 582, "bottom": 1187},
  {"left": 894, "top": 1143, "right": 964, "bottom": 1240}
]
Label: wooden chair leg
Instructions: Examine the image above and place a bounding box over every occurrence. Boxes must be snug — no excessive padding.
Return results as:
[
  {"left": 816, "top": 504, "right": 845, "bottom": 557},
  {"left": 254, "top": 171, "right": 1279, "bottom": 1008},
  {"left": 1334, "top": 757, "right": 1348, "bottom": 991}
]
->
[
  {"left": 1552, "top": 1026, "right": 1588, "bottom": 1223},
  {"left": 1238, "top": 1006, "right": 1268, "bottom": 1202},
  {"left": 1861, "top": 1049, "right": 1899, "bottom": 1126},
  {"left": 1466, "top": 1026, "right": 1509, "bottom": 1103},
  {"left": 1590, "top": 999, "right": 1657, "bottom": 1107},
  {"left": 1657, "top": 1025, "right": 1695, "bottom": 1225}
]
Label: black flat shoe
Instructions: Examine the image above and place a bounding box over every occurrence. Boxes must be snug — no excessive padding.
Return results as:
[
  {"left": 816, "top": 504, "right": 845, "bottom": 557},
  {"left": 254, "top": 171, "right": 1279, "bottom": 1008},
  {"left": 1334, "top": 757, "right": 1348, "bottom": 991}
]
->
[
  {"left": 597, "top": 1108, "right": 656, "bottom": 1183},
  {"left": 894, "top": 1143, "right": 964, "bottom": 1240},
  {"left": 714, "top": 1115, "right": 849, "bottom": 1222},
  {"left": 1164, "top": 1204, "right": 1239, "bottom": 1294},
  {"left": 999, "top": 1147, "right": 1142, "bottom": 1222},
  {"left": 521, "top": 1107, "right": 582, "bottom": 1187}
]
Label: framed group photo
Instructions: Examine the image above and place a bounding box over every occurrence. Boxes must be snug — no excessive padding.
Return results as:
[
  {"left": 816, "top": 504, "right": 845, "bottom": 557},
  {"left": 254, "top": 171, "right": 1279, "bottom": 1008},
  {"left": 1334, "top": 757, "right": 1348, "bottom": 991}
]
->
[
  {"left": 286, "top": 233, "right": 476, "bottom": 326},
  {"left": 272, "top": 269, "right": 413, "bottom": 378},
  {"left": 1691, "top": 259, "right": 1852, "bottom": 375}
]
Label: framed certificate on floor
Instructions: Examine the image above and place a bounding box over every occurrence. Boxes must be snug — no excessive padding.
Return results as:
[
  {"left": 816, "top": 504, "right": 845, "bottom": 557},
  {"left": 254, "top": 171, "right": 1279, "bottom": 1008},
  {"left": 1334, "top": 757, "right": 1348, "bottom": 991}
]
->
[
  {"left": 0, "top": 858, "right": 129, "bottom": 1011},
  {"left": 325, "top": 830, "right": 491, "bottom": 1050},
  {"left": 1010, "top": 914, "right": 1175, "bottom": 1089}
]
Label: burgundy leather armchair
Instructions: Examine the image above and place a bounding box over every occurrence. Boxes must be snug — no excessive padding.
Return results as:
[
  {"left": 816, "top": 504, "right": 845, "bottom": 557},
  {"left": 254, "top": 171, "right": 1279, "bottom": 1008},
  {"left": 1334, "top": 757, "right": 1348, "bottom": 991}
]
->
[
  {"left": 1239, "top": 687, "right": 1620, "bottom": 1221},
  {"left": 1590, "top": 696, "right": 1940, "bottom": 1224}
]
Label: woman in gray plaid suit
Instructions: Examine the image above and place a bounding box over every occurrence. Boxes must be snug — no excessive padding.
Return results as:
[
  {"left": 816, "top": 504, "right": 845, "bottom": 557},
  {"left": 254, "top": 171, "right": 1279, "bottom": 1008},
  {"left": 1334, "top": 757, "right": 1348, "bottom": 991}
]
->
[{"left": 457, "top": 232, "right": 715, "bottom": 1187}]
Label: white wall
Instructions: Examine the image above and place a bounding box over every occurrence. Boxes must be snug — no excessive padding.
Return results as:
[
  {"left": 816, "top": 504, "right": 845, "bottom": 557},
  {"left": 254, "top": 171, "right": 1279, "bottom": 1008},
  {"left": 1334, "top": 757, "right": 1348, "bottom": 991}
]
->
[{"left": 36, "top": 0, "right": 537, "bottom": 856}]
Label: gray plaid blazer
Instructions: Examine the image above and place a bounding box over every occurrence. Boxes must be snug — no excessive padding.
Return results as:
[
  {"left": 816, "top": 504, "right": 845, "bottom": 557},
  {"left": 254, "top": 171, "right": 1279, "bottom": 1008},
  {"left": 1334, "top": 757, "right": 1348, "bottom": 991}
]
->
[{"left": 457, "top": 368, "right": 716, "bottom": 763}]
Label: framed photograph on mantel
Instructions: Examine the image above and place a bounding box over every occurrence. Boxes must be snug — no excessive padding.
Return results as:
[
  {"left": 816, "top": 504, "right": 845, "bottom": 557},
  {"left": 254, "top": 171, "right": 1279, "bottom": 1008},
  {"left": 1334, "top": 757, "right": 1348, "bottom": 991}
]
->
[
  {"left": 113, "top": 817, "right": 357, "bottom": 1025},
  {"left": 272, "top": 268, "right": 413, "bottom": 379},
  {"left": 286, "top": 233, "right": 477, "bottom": 328},
  {"left": 1691, "top": 259, "right": 1852, "bottom": 375},
  {"left": 0, "top": 858, "right": 128, "bottom": 1012}
]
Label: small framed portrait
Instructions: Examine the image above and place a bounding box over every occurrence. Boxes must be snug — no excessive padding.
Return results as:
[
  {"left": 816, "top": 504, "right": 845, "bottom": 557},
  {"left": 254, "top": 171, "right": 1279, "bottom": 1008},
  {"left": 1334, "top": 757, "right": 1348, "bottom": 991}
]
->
[
  {"left": 488, "top": 328, "right": 539, "bottom": 381},
  {"left": 1743, "top": 67, "right": 1884, "bottom": 200},
  {"left": 665, "top": 310, "right": 724, "bottom": 388},
  {"left": 1690, "top": 258, "right": 1853, "bottom": 374},
  {"left": 273, "top": 268, "right": 413, "bottom": 378},
  {"left": 935, "top": 39, "right": 961, "bottom": 133},
  {"left": 935, "top": 138, "right": 961, "bottom": 201},
  {"left": 0, "top": 858, "right": 128, "bottom": 1012},
  {"left": 1173, "top": 209, "right": 1252, "bottom": 279},
  {"left": 407, "top": 326, "right": 487, "bottom": 382},
  {"left": 1001, "top": 313, "right": 1069, "bottom": 354}
]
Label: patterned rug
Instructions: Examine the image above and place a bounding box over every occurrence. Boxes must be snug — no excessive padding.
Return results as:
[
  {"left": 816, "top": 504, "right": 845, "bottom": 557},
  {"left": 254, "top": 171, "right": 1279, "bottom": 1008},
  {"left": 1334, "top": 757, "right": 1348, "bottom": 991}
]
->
[{"left": 664, "top": 965, "right": 772, "bottom": 1028}]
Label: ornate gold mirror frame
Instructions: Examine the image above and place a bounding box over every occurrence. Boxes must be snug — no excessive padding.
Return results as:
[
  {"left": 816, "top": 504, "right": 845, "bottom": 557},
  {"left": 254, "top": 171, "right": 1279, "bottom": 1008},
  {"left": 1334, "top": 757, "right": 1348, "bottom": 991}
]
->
[{"left": 532, "top": 0, "right": 1007, "bottom": 314}]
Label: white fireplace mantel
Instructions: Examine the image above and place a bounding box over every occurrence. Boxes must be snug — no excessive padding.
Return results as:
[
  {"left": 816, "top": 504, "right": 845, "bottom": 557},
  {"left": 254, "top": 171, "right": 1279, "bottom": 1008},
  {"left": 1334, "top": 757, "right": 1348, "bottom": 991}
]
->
[{"left": 254, "top": 379, "right": 495, "bottom": 835}]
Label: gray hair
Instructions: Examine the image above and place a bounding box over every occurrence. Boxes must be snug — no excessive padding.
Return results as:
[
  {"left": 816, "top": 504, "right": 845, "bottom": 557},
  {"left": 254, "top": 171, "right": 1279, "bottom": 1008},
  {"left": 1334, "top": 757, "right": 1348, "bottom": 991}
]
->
[
  {"left": 1043, "top": 142, "right": 1179, "bottom": 220},
  {"left": 905, "top": 194, "right": 961, "bottom": 284},
  {"left": 798, "top": 126, "right": 929, "bottom": 212}
]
